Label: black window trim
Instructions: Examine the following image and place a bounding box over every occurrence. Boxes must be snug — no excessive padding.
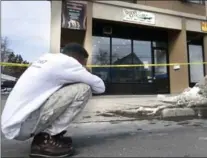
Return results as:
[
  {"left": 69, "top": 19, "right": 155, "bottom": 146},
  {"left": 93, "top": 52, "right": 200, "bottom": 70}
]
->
[{"left": 181, "top": 0, "right": 205, "bottom": 5}]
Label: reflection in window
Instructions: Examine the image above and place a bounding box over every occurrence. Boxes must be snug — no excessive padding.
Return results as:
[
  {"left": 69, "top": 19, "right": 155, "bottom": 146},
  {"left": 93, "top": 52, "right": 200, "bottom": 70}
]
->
[
  {"left": 189, "top": 45, "right": 204, "bottom": 83},
  {"left": 112, "top": 38, "right": 131, "bottom": 64},
  {"left": 92, "top": 36, "right": 110, "bottom": 82},
  {"left": 133, "top": 40, "right": 152, "bottom": 83},
  {"left": 154, "top": 49, "right": 167, "bottom": 78},
  {"left": 111, "top": 38, "right": 133, "bottom": 83},
  {"left": 92, "top": 36, "right": 110, "bottom": 65}
]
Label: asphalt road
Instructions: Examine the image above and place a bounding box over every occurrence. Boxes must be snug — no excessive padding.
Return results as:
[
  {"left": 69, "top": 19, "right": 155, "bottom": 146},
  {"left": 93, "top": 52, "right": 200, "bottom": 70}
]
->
[
  {"left": 2, "top": 120, "right": 207, "bottom": 157},
  {"left": 72, "top": 126, "right": 207, "bottom": 157}
]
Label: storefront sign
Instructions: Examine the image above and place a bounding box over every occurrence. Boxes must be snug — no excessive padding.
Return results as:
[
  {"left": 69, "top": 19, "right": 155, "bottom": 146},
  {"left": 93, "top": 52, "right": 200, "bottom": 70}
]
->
[
  {"left": 201, "top": 21, "right": 207, "bottom": 32},
  {"left": 61, "top": 0, "right": 87, "bottom": 30},
  {"left": 122, "top": 9, "right": 155, "bottom": 25}
]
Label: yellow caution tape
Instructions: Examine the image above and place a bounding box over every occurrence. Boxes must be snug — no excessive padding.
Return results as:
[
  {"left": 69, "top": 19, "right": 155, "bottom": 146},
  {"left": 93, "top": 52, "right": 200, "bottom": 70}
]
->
[
  {"left": 0, "top": 62, "right": 207, "bottom": 68},
  {"left": 1, "top": 62, "right": 29, "bottom": 67}
]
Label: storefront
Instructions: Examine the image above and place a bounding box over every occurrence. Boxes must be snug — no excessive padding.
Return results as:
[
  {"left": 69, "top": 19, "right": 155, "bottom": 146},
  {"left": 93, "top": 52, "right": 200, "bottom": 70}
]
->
[{"left": 50, "top": 0, "right": 207, "bottom": 95}]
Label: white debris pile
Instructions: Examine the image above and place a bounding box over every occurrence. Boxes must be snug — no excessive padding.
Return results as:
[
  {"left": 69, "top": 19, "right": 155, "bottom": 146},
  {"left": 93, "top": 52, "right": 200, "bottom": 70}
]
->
[{"left": 157, "top": 76, "right": 207, "bottom": 108}]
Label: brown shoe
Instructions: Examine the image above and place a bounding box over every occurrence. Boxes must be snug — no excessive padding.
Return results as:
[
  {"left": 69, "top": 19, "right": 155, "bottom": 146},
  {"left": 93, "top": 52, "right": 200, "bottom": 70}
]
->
[
  {"left": 53, "top": 130, "right": 72, "bottom": 145},
  {"left": 30, "top": 132, "right": 74, "bottom": 158}
]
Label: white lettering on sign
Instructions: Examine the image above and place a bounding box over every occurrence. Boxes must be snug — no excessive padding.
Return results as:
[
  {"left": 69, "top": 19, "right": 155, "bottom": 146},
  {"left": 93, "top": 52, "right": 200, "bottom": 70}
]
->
[{"left": 123, "top": 9, "right": 155, "bottom": 25}]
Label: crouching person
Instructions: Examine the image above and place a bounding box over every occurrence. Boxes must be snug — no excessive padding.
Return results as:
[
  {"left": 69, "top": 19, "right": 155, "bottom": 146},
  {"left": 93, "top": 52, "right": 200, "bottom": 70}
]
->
[{"left": 1, "top": 43, "right": 105, "bottom": 158}]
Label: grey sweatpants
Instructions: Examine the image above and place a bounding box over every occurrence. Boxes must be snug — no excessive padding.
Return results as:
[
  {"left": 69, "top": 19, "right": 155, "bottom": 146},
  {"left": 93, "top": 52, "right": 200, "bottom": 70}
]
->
[{"left": 15, "top": 83, "right": 91, "bottom": 141}]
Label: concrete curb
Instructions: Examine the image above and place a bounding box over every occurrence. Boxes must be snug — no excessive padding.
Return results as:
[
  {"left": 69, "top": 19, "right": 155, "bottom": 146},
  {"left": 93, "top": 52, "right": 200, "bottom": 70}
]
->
[
  {"left": 100, "top": 107, "right": 207, "bottom": 121},
  {"left": 161, "top": 108, "right": 196, "bottom": 119}
]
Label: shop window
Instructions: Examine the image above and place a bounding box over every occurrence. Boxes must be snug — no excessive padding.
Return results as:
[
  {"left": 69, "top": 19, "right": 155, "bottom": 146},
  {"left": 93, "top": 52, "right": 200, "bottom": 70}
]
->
[
  {"left": 128, "top": 0, "right": 137, "bottom": 3},
  {"left": 181, "top": 0, "right": 205, "bottom": 5},
  {"left": 186, "top": 0, "right": 205, "bottom": 4},
  {"left": 133, "top": 40, "right": 152, "bottom": 83},
  {"left": 152, "top": 41, "right": 167, "bottom": 49},
  {"left": 92, "top": 36, "right": 110, "bottom": 82},
  {"left": 111, "top": 38, "right": 131, "bottom": 64},
  {"left": 111, "top": 38, "right": 133, "bottom": 83}
]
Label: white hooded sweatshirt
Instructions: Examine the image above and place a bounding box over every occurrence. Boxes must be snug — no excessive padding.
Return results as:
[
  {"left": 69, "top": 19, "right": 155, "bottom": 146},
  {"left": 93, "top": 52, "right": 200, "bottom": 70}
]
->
[{"left": 1, "top": 53, "right": 105, "bottom": 139}]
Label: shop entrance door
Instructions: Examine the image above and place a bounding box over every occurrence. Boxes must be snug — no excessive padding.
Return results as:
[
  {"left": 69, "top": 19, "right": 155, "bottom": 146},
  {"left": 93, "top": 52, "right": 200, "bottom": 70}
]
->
[
  {"left": 188, "top": 44, "right": 205, "bottom": 87},
  {"left": 132, "top": 40, "right": 156, "bottom": 94},
  {"left": 152, "top": 48, "right": 169, "bottom": 93}
]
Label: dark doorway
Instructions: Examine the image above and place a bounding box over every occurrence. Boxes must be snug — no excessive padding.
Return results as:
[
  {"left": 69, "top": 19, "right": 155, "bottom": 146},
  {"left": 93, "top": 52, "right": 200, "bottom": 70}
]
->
[
  {"left": 153, "top": 48, "right": 169, "bottom": 93},
  {"left": 187, "top": 32, "right": 205, "bottom": 87}
]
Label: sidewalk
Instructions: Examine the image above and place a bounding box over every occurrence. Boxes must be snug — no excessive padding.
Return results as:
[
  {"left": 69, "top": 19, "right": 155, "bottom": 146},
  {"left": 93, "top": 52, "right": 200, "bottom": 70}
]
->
[
  {"left": 1, "top": 94, "right": 206, "bottom": 123},
  {"left": 73, "top": 94, "right": 201, "bottom": 123}
]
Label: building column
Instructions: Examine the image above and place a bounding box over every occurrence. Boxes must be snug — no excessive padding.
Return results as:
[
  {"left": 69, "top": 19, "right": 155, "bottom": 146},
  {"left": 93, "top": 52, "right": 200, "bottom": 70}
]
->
[
  {"left": 168, "top": 18, "right": 189, "bottom": 94},
  {"left": 204, "top": 0, "right": 207, "bottom": 74},
  {"left": 50, "top": 1, "right": 62, "bottom": 53},
  {"left": 83, "top": 1, "right": 93, "bottom": 65},
  {"left": 205, "top": 0, "right": 207, "bottom": 17},
  {"left": 204, "top": 35, "right": 207, "bottom": 75}
]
